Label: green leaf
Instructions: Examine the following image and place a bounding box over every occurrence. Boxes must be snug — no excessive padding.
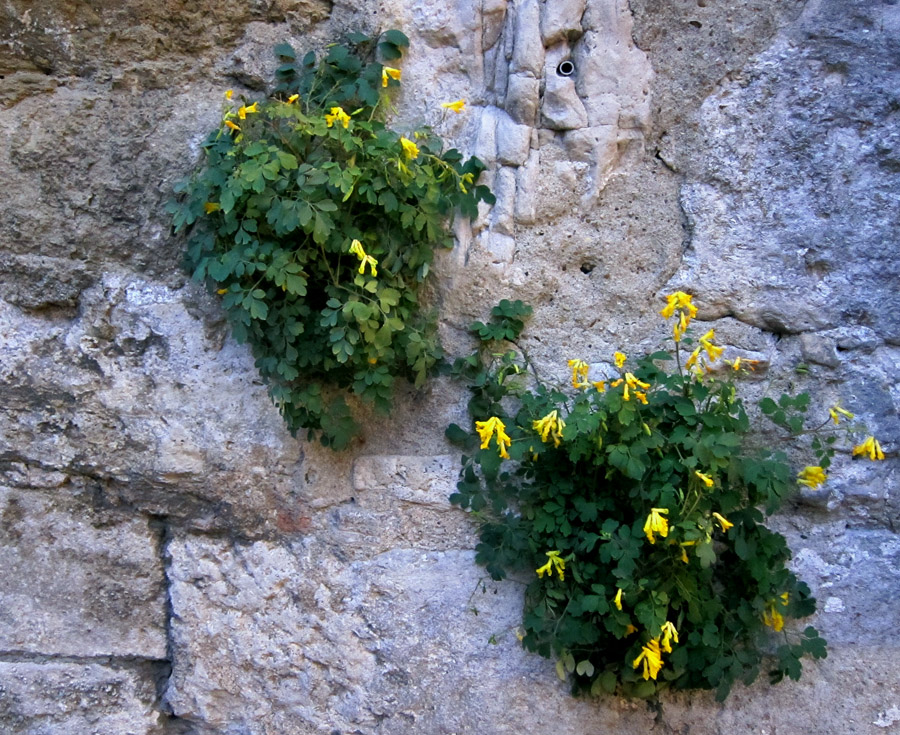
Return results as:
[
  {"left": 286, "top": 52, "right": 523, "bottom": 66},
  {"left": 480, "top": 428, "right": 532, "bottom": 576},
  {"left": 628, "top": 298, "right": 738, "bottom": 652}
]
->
[
  {"left": 576, "top": 660, "right": 595, "bottom": 677},
  {"left": 381, "top": 29, "right": 410, "bottom": 48},
  {"left": 274, "top": 42, "right": 296, "bottom": 60}
]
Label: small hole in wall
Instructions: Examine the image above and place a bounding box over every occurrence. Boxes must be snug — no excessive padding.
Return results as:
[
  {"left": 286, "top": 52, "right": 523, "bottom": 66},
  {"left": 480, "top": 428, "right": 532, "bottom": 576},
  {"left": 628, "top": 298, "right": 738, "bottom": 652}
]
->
[
  {"left": 557, "top": 60, "right": 575, "bottom": 77},
  {"left": 689, "top": 20, "right": 703, "bottom": 28},
  {"left": 580, "top": 263, "right": 595, "bottom": 274}
]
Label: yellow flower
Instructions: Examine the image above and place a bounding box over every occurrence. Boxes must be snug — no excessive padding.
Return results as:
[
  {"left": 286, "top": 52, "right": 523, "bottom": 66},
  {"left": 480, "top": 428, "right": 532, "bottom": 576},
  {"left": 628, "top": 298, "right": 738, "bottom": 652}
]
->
[
  {"left": 237, "top": 102, "right": 259, "bottom": 120},
  {"left": 614, "top": 588, "right": 623, "bottom": 611},
  {"left": 533, "top": 410, "right": 565, "bottom": 448},
  {"left": 474, "top": 416, "right": 512, "bottom": 459},
  {"left": 632, "top": 638, "right": 664, "bottom": 680},
  {"left": 712, "top": 512, "right": 733, "bottom": 532},
  {"left": 643, "top": 508, "right": 669, "bottom": 544},
  {"left": 535, "top": 550, "right": 566, "bottom": 581},
  {"left": 224, "top": 120, "right": 241, "bottom": 132},
  {"left": 568, "top": 359, "right": 590, "bottom": 389},
  {"left": 661, "top": 291, "right": 698, "bottom": 342},
  {"left": 660, "top": 621, "right": 679, "bottom": 653},
  {"left": 694, "top": 470, "right": 714, "bottom": 488},
  {"left": 592, "top": 380, "right": 607, "bottom": 393},
  {"left": 325, "top": 106, "right": 351, "bottom": 129},
  {"left": 287, "top": 94, "right": 299, "bottom": 104},
  {"left": 348, "top": 239, "right": 378, "bottom": 277},
  {"left": 224, "top": 89, "right": 233, "bottom": 100},
  {"left": 625, "top": 624, "right": 638, "bottom": 636},
  {"left": 680, "top": 546, "right": 689, "bottom": 564},
  {"left": 685, "top": 329, "right": 723, "bottom": 369},
  {"left": 382, "top": 66, "right": 402, "bottom": 87},
  {"left": 763, "top": 599, "right": 786, "bottom": 632},
  {"left": 829, "top": 404, "right": 854, "bottom": 424},
  {"left": 399, "top": 136, "right": 419, "bottom": 160},
  {"left": 441, "top": 99, "right": 465, "bottom": 113},
  {"left": 610, "top": 373, "right": 651, "bottom": 402},
  {"left": 660, "top": 291, "right": 697, "bottom": 320},
  {"left": 614, "top": 351, "right": 627, "bottom": 368},
  {"left": 204, "top": 202, "right": 221, "bottom": 214},
  {"left": 797, "top": 465, "right": 827, "bottom": 489},
  {"left": 216, "top": 288, "right": 228, "bottom": 295},
  {"left": 852, "top": 435, "right": 885, "bottom": 461}
]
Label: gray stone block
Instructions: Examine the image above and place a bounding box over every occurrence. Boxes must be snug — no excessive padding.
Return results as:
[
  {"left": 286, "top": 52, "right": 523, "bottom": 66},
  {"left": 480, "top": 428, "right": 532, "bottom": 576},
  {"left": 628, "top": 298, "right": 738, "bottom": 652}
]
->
[
  {"left": 0, "top": 488, "right": 167, "bottom": 659},
  {"left": 0, "top": 662, "right": 162, "bottom": 735}
]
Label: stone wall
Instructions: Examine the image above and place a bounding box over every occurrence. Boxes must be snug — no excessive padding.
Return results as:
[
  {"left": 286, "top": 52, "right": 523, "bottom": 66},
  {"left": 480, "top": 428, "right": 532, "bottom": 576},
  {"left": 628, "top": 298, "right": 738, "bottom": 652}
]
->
[{"left": 1, "top": 0, "right": 898, "bottom": 732}]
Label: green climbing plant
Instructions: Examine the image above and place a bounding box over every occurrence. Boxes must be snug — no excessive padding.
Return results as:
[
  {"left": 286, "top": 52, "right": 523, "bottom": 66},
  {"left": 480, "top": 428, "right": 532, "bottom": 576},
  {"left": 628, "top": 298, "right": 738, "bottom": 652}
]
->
[{"left": 169, "top": 30, "right": 492, "bottom": 449}]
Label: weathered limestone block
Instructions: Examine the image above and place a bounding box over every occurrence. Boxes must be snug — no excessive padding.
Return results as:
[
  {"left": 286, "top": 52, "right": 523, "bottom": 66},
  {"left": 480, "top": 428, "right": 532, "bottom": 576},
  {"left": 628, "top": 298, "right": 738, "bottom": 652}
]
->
[
  {"left": 0, "top": 276, "right": 302, "bottom": 531},
  {"left": 574, "top": 27, "right": 652, "bottom": 130},
  {"left": 540, "top": 0, "right": 586, "bottom": 46},
  {"left": 541, "top": 44, "right": 588, "bottom": 130},
  {"left": 496, "top": 109, "right": 533, "bottom": 166},
  {"left": 510, "top": 0, "right": 544, "bottom": 77},
  {"left": 490, "top": 167, "right": 518, "bottom": 235},
  {"left": 666, "top": 0, "right": 900, "bottom": 341},
  {"left": 0, "top": 0, "right": 331, "bottom": 81},
  {"left": 0, "top": 487, "right": 167, "bottom": 658},
  {"left": 164, "top": 535, "right": 657, "bottom": 735},
  {"left": 514, "top": 148, "right": 541, "bottom": 224},
  {"left": 505, "top": 72, "right": 541, "bottom": 125},
  {"left": 352, "top": 455, "right": 457, "bottom": 509},
  {"left": 473, "top": 105, "right": 499, "bottom": 168},
  {"left": 482, "top": 0, "right": 509, "bottom": 50},
  {"left": 0, "top": 662, "right": 162, "bottom": 735}
]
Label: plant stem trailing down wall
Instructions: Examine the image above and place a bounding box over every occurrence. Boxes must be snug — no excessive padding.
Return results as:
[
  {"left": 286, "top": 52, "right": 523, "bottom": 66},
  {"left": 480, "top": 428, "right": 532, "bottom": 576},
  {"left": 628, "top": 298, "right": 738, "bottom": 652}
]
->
[{"left": 170, "top": 31, "right": 493, "bottom": 448}]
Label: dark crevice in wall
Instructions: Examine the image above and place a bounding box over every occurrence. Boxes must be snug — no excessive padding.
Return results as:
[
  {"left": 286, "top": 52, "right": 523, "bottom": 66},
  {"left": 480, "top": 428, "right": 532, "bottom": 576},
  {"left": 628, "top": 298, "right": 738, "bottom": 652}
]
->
[{"left": 149, "top": 514, "right": 198, "bottom": 735}]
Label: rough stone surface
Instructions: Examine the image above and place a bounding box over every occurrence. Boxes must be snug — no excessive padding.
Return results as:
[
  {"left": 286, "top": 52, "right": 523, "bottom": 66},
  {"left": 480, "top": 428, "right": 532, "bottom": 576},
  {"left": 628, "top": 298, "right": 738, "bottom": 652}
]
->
[
  {"left": 0, "top": 662, "right": 164, "bottom": 735},
  {"left": 0, "top": 0, "right": 898, "bottom": 732},
  {"left": 0, "top": 487, "right": 166, "bottom": 658}
]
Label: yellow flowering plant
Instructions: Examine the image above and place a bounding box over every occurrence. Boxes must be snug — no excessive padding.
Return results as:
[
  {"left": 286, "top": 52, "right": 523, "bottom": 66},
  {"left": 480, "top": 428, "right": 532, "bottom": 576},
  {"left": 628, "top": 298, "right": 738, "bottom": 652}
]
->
[
  {"left": 170, "top": 31, "right": 492, "bottom": 449},
  {"left": 447, "top": 296, "right": 885, "bottom": 700}
]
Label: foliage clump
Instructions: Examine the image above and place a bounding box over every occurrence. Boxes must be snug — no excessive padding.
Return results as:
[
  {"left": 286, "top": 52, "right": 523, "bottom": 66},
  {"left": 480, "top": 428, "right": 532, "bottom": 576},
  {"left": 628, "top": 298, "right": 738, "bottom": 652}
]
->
[
  {"left": 170, "top": 31, "right": 492, "bottom": 448},
  {"left": 448, "top": 294, "right": 884, "bottom": 700}
]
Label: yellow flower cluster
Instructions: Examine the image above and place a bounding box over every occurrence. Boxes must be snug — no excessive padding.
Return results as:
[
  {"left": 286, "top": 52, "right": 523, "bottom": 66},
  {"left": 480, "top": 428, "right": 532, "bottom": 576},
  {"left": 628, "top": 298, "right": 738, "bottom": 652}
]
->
[
  {"left": 614, "top": 351, "right": 627, "bottom": 368},
  {"left": 475, "top": 416, "right": 511, "bottom": 459},
  {"left": 237, "top": 102, "right": 259, "bottom": 119},
  {"left": 536, "top": 550, "right": 566, "bottom": 581},
  {"left": 797, "top": 465, "right": 827, "bottom": 489},
  {"left": 348, "top": 239, "right": 378, "bottom": 277},
  {"left": 829, "top": 404, "right": 854, "bottom": 424},
  {"left": 382, "top": 66, "right": 402, "bottom": 87},
  {"left": 660, "top": 291, "right": 698, "bottom": 342},
  {"left": 221, "top": 93, "right": 259, "bottom": 134},
  {"left": 643, "top": 508, "right": 669, "bottom": 544},
  {"left": 660, "top": 621, "right": 679, "bottom": 653},
  {"left": 852, "top": 435, "right": 885, "bottom": 461},
  {"left": 633, "top": 638, "right": 663, "bottom": 680},
  {"left": 611, "top": 373, "right": 650, "bottom": 403},
  {"left": 763, "top": 593, "right": 790, "bottom": 632},
  {"left": 568, "top": 359, "right": 590, "bottom": 389},
  {"left": 685, "top": 329, "right": 723, "bottom": 370},
  {"left": 399, "top": 136, "right": 419, "bottom": 160},
  {"left": 630, "top": 621, "right": 679, "bottom": 680},
  {"left": 325, "top": 106, "right": 351, "bottom": 129},
  {"left": 712, "top": 511, "right": 733, "bottom": 532},
  {"left": 533, "top": 410, "right": 565, "bottom": 448}
]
